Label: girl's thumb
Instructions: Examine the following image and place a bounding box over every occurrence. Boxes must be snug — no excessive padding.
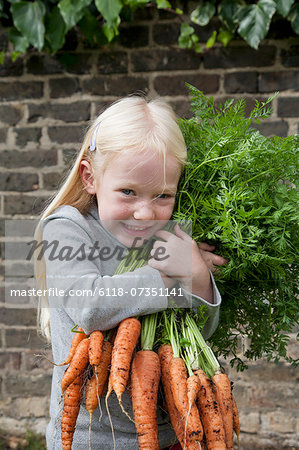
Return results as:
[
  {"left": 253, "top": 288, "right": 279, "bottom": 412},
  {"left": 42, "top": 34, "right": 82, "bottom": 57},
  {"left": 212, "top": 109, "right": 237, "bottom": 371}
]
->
[{"left": 174, "top": 224, "right": 191, "bottom": 240}]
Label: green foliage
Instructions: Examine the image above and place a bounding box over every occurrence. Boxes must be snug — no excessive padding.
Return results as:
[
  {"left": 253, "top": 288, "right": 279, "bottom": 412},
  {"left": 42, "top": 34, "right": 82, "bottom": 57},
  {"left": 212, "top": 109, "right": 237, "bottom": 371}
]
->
[
  {"left": 20, "top": 431, "right": 46, "bottom": 449},
  {"left": 181, "top": 0, "right": 299, "bottom": 51},
  {"left": 0, "top": 430, "right": 46, "bottom": 450},
  {"left": 237, "top": 0, "right": 277, "bottom": 50},
  {"left": 10, "top": 0, "right": 45, "bottom": 51},
  {"left": 0, "top": 0, "right": 298, "bottom": 57},
  {"left": 175, "top": 85, "right": 299, "bottom": 370}
]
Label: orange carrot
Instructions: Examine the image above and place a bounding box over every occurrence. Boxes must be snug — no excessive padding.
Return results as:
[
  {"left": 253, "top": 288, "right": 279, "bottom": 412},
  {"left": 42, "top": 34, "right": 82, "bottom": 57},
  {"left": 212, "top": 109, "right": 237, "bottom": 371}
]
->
[
  {"left": 61, "top": 373, "right": 84, "bottom": 450},
  {"left": 212, "top": 372, "right": 234, "bottom": 449},
  {"left": 169, "top": 357, "right": 203, "bottom": 445},
  {"left": 158, "top": 344, "right": 199, "bottom": 450},
  {"left": 85, "top": 373, "right": 99, "bottom": 418},
  {"left": 195, "top": 369, "right": 226, "bottom": 450},
  {"left": 57, "top": 327, "right": 88, "bottom": 366},
  {"left": 187, "top": 374, "right": 200, "bottom": 409},
  {"left": 86, "top": 340, "right": 113, "bottom": 450},
  {"left": 232, "top": 393, "right": 240, "bottom": 440},
  {"left": 131, "top": 350, "right": 161, "bottom": 450},
  {"left": 94, "top": 340, "right": 113, "bottom": 395},
  {"left": 61, "top": 338, "right": 90, "bottom": 394},
  {"left": 86, "top": 341, "right": 113, "bottom": 415},
  {"left": 106, "top": 317, "right": 141, "bottom": 409},
  {"left": 89, "top": 330, "right": 104, "bottom": 366}
]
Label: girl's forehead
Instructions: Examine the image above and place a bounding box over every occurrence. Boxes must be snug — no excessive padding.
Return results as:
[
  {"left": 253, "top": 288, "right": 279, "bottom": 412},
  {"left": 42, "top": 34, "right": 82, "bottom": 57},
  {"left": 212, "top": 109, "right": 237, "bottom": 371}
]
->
[
  {"left": 112, "top": 150, "right": 179, "bottom": 172},
  {"left": 103, "top": 150, "right": 181, "bottom": 186}
]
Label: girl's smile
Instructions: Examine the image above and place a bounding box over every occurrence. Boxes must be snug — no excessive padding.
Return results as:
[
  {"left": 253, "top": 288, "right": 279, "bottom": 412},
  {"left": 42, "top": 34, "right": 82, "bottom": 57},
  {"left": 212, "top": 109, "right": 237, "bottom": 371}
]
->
[{"left": 81, "top": 149, "right": 182, "bottom": 247}]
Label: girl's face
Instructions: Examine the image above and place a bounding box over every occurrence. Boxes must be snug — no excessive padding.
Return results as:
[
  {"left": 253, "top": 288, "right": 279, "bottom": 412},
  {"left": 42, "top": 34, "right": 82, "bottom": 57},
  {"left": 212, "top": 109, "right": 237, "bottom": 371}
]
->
[{"left": 84, "top": 150, "right": 182, "bottom": 247}]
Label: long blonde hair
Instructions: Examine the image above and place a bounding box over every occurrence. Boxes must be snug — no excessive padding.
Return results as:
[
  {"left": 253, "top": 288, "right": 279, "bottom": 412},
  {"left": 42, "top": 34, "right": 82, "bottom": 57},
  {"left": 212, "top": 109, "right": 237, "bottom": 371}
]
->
[{"left": 35, "top": 95, "right": 187, "bottom": 341}]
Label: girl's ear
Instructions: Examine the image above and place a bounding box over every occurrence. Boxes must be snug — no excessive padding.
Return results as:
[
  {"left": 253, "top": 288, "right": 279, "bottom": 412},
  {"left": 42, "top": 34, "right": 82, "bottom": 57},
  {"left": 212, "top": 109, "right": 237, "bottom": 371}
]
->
[{"left": 79, "top": 160, "right": 96, "bottom": 194}]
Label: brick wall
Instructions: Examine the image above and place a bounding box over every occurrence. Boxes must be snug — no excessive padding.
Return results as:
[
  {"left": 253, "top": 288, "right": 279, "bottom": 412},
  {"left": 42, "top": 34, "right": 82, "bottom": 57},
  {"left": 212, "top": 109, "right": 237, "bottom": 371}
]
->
[{"left": 0, "top": 8, "right": 298, "bottom": 448}]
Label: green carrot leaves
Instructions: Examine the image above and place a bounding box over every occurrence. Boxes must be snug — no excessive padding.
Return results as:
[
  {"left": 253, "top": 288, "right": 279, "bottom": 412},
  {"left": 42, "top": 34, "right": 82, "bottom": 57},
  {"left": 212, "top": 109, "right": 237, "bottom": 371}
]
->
[{"left": 175, "top": 86, "right": 299, "bottom": 369}]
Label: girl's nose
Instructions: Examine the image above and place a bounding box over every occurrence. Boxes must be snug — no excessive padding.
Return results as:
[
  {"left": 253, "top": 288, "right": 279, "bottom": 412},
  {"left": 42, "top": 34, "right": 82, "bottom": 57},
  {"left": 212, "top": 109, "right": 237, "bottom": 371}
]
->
[{"left": 133, "top": 202, "right": 155, "bottom": 220}]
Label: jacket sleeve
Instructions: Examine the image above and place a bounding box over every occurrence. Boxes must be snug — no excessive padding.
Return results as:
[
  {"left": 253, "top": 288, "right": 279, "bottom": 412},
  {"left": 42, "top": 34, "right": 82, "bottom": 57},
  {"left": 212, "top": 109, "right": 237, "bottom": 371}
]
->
[{"left": 42, "top": 216, "right": 168, "bottom": 334}]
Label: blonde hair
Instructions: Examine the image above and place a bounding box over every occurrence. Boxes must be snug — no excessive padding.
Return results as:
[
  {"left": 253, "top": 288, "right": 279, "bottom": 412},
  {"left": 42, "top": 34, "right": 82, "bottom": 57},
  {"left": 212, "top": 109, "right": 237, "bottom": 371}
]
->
[{"left": 35, "top": 95, "right": 187, "bottom": 341}]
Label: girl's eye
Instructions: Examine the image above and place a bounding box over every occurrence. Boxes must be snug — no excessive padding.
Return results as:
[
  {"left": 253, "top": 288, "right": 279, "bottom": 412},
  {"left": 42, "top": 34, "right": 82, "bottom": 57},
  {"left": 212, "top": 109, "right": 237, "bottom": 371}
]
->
[
  {"left": 157, "top": 193, "right": 174, "bottom": 199},
  {"left": 157, "top": 193, "right": 168, "bottom": 199},
  {"left": 121, "top": 189, "right": 134, "bottom": 196}
]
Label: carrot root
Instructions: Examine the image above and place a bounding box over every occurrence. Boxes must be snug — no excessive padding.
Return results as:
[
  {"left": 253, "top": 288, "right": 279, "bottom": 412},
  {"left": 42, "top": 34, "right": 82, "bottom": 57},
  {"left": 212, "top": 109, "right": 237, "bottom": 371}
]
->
[
  {"left": 169, "top": 357, "right": 203, "bottom": 445},
  {"left": 59, "top": 327, "right": 88, "bottom": 366},
  {"left": 131, "top": 350, "right": 161, "bottom": 450},
  {"left": 195, "top": 369, "right": 226, "bottom": 450},
  {"left": 212, "top": 372, "right": 234, "bottom": 449},
  {"left": 158, "top": 345, "right": 200, "bottom": 450},
  {"left": 89, "top": 330, "right": 104, "bottom": 366},
  {"left": 107, "top": 317, "right": 141, "bottom": 405},
  {"left": 61, "top": 337, "right": 90, "bottom": 394},
  {"left": 232, "top": 393, "right": 240, "bottom": 449},
  {"left": 61, "top": 374, "right": 84, "bottom": 450}
]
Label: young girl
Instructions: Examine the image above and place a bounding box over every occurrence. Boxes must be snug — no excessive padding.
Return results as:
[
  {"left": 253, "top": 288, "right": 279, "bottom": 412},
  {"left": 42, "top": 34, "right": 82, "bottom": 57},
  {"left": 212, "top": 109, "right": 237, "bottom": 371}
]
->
[{"left": 35, "top": 96, "right": 225, "bottom": 449}]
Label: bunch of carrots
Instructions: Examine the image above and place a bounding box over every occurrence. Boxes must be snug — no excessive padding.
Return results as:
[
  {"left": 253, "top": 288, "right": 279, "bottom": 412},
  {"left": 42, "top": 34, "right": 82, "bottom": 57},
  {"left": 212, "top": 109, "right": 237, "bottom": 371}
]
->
[{"left": 55, "top": 310, "right": 240, "bottom": 450}]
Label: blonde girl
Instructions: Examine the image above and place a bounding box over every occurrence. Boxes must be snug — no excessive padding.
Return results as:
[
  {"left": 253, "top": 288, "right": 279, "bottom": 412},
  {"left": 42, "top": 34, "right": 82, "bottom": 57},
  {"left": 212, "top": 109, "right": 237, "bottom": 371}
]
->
[{"left": 34, "top": 95, "right": 224, "bottom": 449}]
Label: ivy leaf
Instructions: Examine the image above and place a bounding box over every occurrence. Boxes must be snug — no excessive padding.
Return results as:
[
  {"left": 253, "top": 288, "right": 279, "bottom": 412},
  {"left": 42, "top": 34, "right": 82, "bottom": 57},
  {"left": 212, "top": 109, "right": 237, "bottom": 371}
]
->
[
  {"left": 237, "top": 0, "right": 276, "bottom": 49},
  {"left": 0, "top": 51, "right": 4, "bottom": 64},
  {"left": 102, "top": 16, "right": 121, "bottom": 42},
  {"left": 58, "top": 0, "right": 92, "bottom": 31},
  {"left": 79, "top": 8, "right": 105, "bottom": 46},
  {"left": 9, "top": 27, "right": 29, "bottom": 53},
  {"left": 10, "top": 0, "right": 46, "bottom": 51},
  {"left": 191, "top": 2, "right": 216, "bottom": 27},
  {"left": 288, "top": 3, "right": 299, "bottom": 34},
  {"left": 11, "top": 50, "right": 21, "bottom": 62},
  {"left": 180, "top": 22, "right": 195, "bottom": 37},
  {"left": 45, "top": 6, "right": 66, "bottom": 54},
  {"left": 218, "top": 0, "right": 244, "bottom": 32},
  {"left": 178, "top": 23, "right": 195, "bottom": 49},
  {"left": 217, "top": 27, "right": 234, "bottom": 46},
  {"left": 123, "top": 0, "right": 149, "bottom": 9},
  {"left": 206, "top": 30, "right": 217, "bottom": 48},
  {"left": 95, "top": 0, "right": 123, "bottom": 24},
  {"left": 156, "top": 0, "right": 172, "bottom": 9},
  {"left": 274, "top": 0, "right": 295, "bottom": 18}
]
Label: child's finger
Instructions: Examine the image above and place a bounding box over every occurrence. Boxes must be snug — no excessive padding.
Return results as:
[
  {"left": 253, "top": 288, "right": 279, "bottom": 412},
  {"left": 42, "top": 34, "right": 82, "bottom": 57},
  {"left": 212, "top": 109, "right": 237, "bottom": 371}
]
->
[
  {"left": 173, "top": 224, "right": 192, "bottom": 241},
  {"left": 199, "top": 242, "right": 216, "bottom": 251},
  {"left": 212, "top": 254, "right": 228, "bottom": 266},
  {"left": 154, "top": 230, "right": 173, "bottom": 241}
]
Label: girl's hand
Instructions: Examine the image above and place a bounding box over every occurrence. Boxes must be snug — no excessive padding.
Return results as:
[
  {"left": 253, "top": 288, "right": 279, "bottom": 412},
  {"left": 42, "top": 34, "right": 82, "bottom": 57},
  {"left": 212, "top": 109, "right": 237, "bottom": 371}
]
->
[
  {"left": 198, "top": 242, "right": 228, "bottom": 273},
  {"left": 148, "top": 225, "right": 224, "bottom": 303}
]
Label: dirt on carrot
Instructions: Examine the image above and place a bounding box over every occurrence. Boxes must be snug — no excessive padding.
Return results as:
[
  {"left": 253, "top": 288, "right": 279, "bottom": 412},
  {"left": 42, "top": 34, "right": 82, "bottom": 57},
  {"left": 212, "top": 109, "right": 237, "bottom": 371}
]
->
[
  {"left": 212, "top": 372, "right": 234, "bottom": 449},
  {"left": 158, "top": 344, "right": 200, "bottom": 450},
  {"left": 169, "top": 357, "right": 203, "bottom": 445},
  {"left": 195, "top": 369, "right": 226, "bottom": 450},
  {"left": 232, "top": 393, "right": 240, "bottom": 443},
  {"left": 61, "top": 373, "right": 84, "bottom": 450},
  {"left": 106, "top": 317, "right": 141, "bottom": 407},
  {"left": 131, "top": 350, "right": 161, "bottom": 450},
  {"left": 61, "top": 337, "right": 90, "bottom": 394}
]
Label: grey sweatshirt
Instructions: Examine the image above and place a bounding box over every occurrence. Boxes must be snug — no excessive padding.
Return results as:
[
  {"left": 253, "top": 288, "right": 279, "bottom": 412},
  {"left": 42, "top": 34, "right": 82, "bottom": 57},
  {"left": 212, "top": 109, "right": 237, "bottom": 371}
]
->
[{"left": 42, "top": 203, "right": 221, "bottom": 449}]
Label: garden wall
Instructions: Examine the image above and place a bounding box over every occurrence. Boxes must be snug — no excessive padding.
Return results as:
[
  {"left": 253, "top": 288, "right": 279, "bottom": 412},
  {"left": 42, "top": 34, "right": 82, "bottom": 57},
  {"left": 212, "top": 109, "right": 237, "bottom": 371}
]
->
[{"left": 0, "top": 7, "right": 298, "bottom": 449}]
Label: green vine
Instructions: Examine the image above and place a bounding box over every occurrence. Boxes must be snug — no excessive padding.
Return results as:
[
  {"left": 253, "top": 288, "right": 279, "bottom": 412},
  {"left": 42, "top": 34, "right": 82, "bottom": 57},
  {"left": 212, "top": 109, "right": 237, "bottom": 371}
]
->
[{"left": 0, "top": 0, "right": 298, "bottom": 62}]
